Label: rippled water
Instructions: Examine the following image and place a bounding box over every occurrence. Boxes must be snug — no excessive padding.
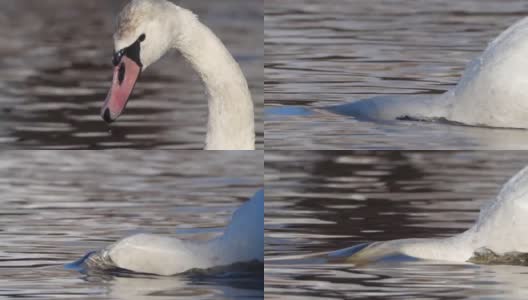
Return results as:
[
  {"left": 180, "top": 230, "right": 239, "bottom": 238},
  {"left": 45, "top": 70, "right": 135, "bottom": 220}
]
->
[
  {"left": 0, "top": 0, "right": 262, "bottom": 149},
  {"left": 0, "top": 151, "right": 263, "bottom": 299},
  {"left": 265, "top": 151, "right": 528, "bottom": 299},
  {"left": 265, "top": 0, "right": 528, "bottom": 149}
]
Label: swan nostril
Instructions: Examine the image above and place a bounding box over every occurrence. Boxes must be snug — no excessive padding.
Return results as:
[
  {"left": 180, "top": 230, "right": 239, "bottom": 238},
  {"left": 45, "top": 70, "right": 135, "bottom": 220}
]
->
[
  {"left": 103, "top": 109, "right": 114, "bottom": 124},
  {"left": 118, "top": 63, "right": 126, "bottom": 85}
]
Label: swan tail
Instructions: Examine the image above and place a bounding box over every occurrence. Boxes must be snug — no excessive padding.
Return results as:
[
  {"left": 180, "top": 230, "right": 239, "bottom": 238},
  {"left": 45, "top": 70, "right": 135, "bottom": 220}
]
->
[{"left": 327, "top": 94, "right": 451, "bottom": 122}]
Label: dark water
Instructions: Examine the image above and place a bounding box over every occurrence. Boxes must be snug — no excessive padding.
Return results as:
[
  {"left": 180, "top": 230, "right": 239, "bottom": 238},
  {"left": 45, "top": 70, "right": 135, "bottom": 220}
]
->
[
  {"left": 265, "top": 0, "right": 528, "bottom": 150},
  {"left": 265, "top": 151, "right": 528, "bottom": 299},
  {"left": 0, "top": 0, "right": 262, "bottom": 149},
  {"left": 0, "top": 151, "right": 263, "bottom": 299}
]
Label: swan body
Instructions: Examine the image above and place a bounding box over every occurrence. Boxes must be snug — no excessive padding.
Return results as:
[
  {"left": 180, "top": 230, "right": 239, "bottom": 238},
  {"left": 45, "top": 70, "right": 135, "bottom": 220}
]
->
[
  {"left": 88, "top": 189, "right": 263, "bottom": 276},
  {"left": 339, "top": 167, "right": 528, "bottom": 263},
  {"left": 334, "top": 17, "right": 528, "bottom": 128},
  {"left": 102, "top": 0, "right": 255, "bottom": 150}
]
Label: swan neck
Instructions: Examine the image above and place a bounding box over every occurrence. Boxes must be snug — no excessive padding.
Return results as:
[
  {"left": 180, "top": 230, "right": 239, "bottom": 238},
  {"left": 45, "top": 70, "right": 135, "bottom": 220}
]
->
[{"left": 171, "top": 10, "right": 255, "bottom": 150}]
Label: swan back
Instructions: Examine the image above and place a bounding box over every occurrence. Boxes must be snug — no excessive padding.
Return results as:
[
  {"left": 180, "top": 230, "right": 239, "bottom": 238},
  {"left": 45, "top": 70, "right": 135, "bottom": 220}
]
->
[
  {"left": 448, "top": 17, "right": 528, "bottom": 127},
  {"left": 101, "top": 189, "right": 263, "bottom": 275},
  {"left": 105, "top": 233, "right": 206, "bottom": 275},
  {"left": 339, "top": 167, "right": 528, "bottom": 263}
]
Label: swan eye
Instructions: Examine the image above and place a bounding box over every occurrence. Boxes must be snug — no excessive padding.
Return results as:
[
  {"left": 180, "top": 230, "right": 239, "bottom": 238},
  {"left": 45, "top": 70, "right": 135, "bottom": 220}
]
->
[
  {"left": 111, "top": 36, "right": 143, "bottom": 68},
  {"left": 113, "top": 49, "right": 125, "bottom": 66}
]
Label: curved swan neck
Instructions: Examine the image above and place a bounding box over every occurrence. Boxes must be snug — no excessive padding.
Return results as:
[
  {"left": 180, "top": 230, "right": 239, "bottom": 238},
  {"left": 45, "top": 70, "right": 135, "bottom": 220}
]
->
[{"left": 168, "top": 7, "right": 255, "bottom": 150}]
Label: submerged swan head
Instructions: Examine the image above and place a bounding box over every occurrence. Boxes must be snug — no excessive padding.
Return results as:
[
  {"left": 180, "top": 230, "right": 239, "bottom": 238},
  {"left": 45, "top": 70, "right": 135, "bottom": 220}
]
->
[{"left": 101, "top": 0, "right": 197, "bottom": 123}]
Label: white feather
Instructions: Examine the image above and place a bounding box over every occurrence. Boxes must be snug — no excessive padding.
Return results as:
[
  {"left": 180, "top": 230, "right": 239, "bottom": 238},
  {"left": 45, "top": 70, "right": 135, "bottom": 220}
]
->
[
  {"left": 333, "top": 17, "right": 528, "bottom": 129},
  {"left": 114, "top": 0, "right": 255, "bottom": 150},
  {"left": 103, "top": 189, "right": 263, "bottom": 276},
  {"left": 341, "top": 167, "right": 528, "bottom": 262}
]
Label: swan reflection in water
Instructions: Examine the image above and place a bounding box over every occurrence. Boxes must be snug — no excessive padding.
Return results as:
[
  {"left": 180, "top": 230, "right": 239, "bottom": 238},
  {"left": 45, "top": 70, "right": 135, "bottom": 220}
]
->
[{"left": 69, "top": 263, "right": 262, "bottom": 300}]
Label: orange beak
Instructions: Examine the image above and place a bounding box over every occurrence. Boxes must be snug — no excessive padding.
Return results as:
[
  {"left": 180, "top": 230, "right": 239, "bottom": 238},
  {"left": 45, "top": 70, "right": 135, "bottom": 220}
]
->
[{"left": 101, "top": 55, "right": 142, "bottom": 123}]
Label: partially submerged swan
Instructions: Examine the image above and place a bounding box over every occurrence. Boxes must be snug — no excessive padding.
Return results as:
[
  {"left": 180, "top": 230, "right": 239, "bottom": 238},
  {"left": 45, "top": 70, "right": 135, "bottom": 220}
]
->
[
  {"left": 333, "top": 167, "right": 528, "bottom": 264},
  {"left": 102, "top": 0, "right": 255, "bottom": 150},
  {"left": 72, "top": 189, "right": 263, "bottom": 276},
  {"left": 332, "top": 17, "right": 528, "bottom": 129}
]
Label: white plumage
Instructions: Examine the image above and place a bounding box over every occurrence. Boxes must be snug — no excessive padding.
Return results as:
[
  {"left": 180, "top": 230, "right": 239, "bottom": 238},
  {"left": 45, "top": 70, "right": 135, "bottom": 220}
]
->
[
  {"left": 111, "top": 0, "right": 255, "bottom": 150},
  {"left": 94, "top": 189, "right": 263, "bottom": 276},
  {"left": 333, "top": 17, "right": 528, "bottom": 129},
  {"left": 339, "top": 167, "right": 528, "bottom": 263}
]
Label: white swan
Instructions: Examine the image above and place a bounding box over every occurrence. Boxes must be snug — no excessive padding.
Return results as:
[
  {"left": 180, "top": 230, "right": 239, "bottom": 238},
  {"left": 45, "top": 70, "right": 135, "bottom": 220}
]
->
[
  {"left": 83, "top": 189, "right": 263, "bottom": 276},
  {"left": 331, "top": 17, "right": 528, "bottom": 129},
  {"left": 101, "top": 0, "right": 255, "bottom": 150},
  {"left": 334, "top": 166, "right": 528, "bottom": 263}
]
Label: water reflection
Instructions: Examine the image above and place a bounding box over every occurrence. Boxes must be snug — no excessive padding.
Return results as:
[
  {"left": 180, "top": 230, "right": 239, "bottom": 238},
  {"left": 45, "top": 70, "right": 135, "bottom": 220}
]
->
[
  {"left": 1, "top": 0, "right": 262, "bottom": 149},
  {"left": 265, "top": 0, "right": 528, "bottom": 149},
  {"left": 0, "top": 151, "right": 263, "bottom": 299},
  {"left": 265, "top": 151, "right": 528, "bottom": 299}
]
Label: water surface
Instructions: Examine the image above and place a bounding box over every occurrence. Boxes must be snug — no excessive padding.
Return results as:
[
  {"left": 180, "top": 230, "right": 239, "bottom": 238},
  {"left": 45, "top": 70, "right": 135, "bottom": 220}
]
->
[
  {"left": 0, "top": 151, "right": 263, "bottom": 299},
  {"left": 0, "top": 0, "right": 262, "bottom": 149},
  {"left": 265, "top": 151, "right": 528, "bottom": 299},
  {"left": 265, "top": 0, "right": 528, "bottom": 149}
]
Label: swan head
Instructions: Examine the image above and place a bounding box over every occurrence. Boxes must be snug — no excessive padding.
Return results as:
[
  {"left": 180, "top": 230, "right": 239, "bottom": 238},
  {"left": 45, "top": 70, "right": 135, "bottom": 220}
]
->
[{"left": 101, "top": 0, "right": 191, "bottom": 123}]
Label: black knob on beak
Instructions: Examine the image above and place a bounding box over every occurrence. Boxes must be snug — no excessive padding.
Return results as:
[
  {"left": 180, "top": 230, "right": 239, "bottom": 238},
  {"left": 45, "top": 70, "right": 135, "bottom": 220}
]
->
[{"left": 103, "top": 108, "right": 114, "bottom": 124}]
